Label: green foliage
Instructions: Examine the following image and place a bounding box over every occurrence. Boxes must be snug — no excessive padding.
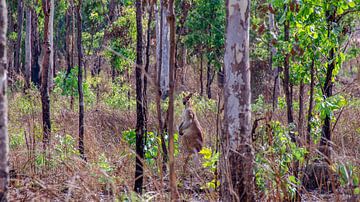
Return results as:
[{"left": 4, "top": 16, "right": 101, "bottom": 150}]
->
[
  {"left": 122, "top": 129, "right": 179, "bottom": 166},
  {"left": 9, "top": 129, "right": 25, "bottom": 149},
  {"left": 315, "top": 94, "right": 347, "bottom": 119},
  {"left": 336, "top": 162, "right": 360, "bottom": 195},
  {"left": 255, "top": 121, "right": 307, "bottom": 198},
  {"left": 185, "top": 0, "right": 225, "bottom": 70},
  {"left": 103, "top": 81, "right": 135, "bottom": 110},
  {"left": 54, "top": 134, "right": 79, "bottom": 161},
  {"left": 93, "top": 153, "right": 115, "bottom": 187},
  {"left": 252, "top": 95, "right": 272, "bottom": 113},
  {"left": 54, "top": 68, "right": 95, "bottom": 105},
  {"left": 199, "top": 147, "right": 220, "bottom": 190},
  {"left": 105, "top": 6, "right": 136, "bottom": 74}
]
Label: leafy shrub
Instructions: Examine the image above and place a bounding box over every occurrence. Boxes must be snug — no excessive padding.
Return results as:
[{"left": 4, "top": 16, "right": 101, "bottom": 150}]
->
[
  {"left": 54, "top": 68, "right": 95, "bottom": 105},
  {"left": 255, "top": 121, "right": 307, "bottom": 199},
  {"left": 54, "top": 134, "right": 79, "bottom": 161},
  {"left": 103, "top": 82, "right": 135, "bottom": 110},
  {"left": 199, "top": 147, "right": 219, "bottom": 190},
  {"left": 122, "top": 129, "right": 179, "bottom": 165}
]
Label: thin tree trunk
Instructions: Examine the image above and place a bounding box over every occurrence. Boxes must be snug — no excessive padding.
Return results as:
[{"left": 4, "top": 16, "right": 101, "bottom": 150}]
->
[
  {"left": 206, "top": 60, "right": 212, "bottom": 99},
  {"left": 48, "top": 0, "right": 54, "bottom": 88},
  {"left": 283, "top": 17, "right": 295, "bottom": 142},
  {"left": 200, "top": 54, "right": 203, "bottom": 96},
  {"left": 76, "top": 0, "right": 85, "bottom": 160},
  {"left": 160, "top": 1, "right": 170, "bottom": 99},
  {"left": 143, "top": 1, "right": 154, "bottom": 149},
  {"left": 320, "top": 9, "right": 336, "bottom": 161},
  {"left": 0, "top": 0, "right": 9, "bottom": 199},
  {"left": 134, "top": 0, "right": 145, "bottom": 194},
  {"left": 167, "top": 0, "right": 179, "bottom": 199},
  {"left": 298, "top": 79, "right": 304, "bottom": 138},
  {"left": 155, "top": 1, "right": 168, "bottom": 172},
  {"left": 14, "top": 0, "right": 24, "bottom": 75},
  {"left": 65, "top": 7, "right": 72, "bottom": 75},
  {"left": 25, "top": 7, "right": 32, "bottom": 89},
  {"left": 221, "top": 0, "right": 255, "bottom": 201},
  {"left": 41, "top": 0, "right": 52, "bottom": 153},
  {"left": 307, "top": 59, "right": 315, "bottom": 146},
  {"left": 269, "top": 7, "right": 280, "bottom": 111},
  {"left": 31, "top": 7, "right": 40, "bottom": 87},
  {"left": 109, "top": 0, "right": 118, "bottom": 23}
]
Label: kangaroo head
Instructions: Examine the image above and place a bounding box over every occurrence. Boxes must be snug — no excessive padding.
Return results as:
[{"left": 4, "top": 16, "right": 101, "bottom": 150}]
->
[{"left": 182, "top": 93, "right": 193, "bottom": 106}]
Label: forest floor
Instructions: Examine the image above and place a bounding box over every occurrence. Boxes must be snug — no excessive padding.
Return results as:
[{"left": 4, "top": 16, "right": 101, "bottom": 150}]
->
[{"left": 6, "top": 66, "right": 360, "bottom": 201}]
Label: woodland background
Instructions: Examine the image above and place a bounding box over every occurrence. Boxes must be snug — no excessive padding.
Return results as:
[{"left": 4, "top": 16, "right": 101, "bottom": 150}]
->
[{"left": 0, "top": 0, "right": 359, "bottom": 201}]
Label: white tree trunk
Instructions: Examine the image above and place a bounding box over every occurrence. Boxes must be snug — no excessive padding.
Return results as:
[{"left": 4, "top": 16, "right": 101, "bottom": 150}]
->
[
  {"left": 25, "top": 7, "right": 32, "bottom": 89},
  {"left": 0, "top": 0, "right": 9, "bottom": 200},
  {"left": 221, "top": 0, "right": 255, "bottom": 201},
  {"left": 160, "top": 5, "right": 170, "bottom": 99}
]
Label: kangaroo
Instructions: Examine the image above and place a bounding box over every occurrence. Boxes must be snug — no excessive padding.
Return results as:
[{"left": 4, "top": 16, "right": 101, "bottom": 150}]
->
[{"left": 178, "top": 93, "right": 203, "bottom": 174}]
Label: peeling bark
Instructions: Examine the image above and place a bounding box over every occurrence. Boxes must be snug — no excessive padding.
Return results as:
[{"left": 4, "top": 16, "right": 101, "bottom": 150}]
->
[
  {"left": 221, "top": 0, "right": 255, "bottom": 201},
  {"left": 0, "top": 0, "right": 9, "bottom": 200},
  {"left": 160, "top": 1, "right": 170, "bottom": 99}
]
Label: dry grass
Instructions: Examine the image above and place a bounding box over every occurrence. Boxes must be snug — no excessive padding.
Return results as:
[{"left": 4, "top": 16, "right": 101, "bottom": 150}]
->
[{"left": 6, "top": 66, "right": 360, "bottom": 201}]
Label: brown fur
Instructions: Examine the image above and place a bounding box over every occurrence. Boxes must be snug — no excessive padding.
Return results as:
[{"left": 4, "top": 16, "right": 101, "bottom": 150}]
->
[{"left": 178, "top": 93, "right": 203, "bottom": 153}]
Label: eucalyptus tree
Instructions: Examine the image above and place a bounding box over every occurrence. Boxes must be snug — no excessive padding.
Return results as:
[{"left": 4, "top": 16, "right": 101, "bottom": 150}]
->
[
  {"left": 221, "top": 0, "right": 255, "bottom": 201},
  {"left": 76, "top": 0, "right": 85, "bottom": 160},
  {"left": 25, "top": 4, "right": 32, "bottom": 89},
  {"left": 0, "top": 0, "right": 8, "bottom": 200},
  {"left": 14, "top": 0, "right": 23, "bottom": 75},
  {"left": 167, "top": 0, "right": 179, "bottom": 199},
  {"left": 41, "top": 0, "right": 52, "bottom": 152},
  {"left": 185, "top": 0, "right": 225, "bottom": 98},
  {"left": 134, "top": 0, "right": 145, "bottom": 194}
]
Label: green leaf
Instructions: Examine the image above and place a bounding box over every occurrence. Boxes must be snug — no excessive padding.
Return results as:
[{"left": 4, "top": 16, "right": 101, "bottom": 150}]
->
[
  {"left": 199, "top": 147, "right": 212, "bottom": 159},
  {"left": 354, "top": 187, "right": 360, "bottom": 195},
  {"left": 348, "top": 1, "right": 356, "bottom": 8}
]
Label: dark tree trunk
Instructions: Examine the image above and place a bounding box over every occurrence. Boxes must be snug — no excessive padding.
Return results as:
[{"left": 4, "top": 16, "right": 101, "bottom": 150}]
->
[
  {"left": 31, "top": 7, "right": 40, "bottom": 87},
  {"left": 134, "top": 0, "right": 145, "bottom": 194},
  {"left": 200, "top": 54, "right": 203, "bottom": 96},
  {"left": 109, "top": 0, "right": 118, "bottom": 23},
  {"left": 307, "top": 59, "right": 315, "bottom": 145},
  {"left": 14, "top": 0, "right": 24, "bottom": 75},
  {"left": 167, "top": 0, "right": 179, "bottom": 198},
  {"left": 0, "top": 0, "right": 9, "bottom": 200},
  {"left": 298, "top": 79, "right": 304, "bottom": 137},
  {"left": 206, "top": 60, "right": 212, "bottom": 99},
  {"left": 283, "top": 18, "right": 295, "bottom": 141},
  {"left": 65, "top": 7, "right": 72, "bottom": 74},
  {"left": 25, "top": 7, "right": 32, "bottom": 89},
  {"left": 320, "top": 10, "right": 336, "bottom": 161},
  {"left": 41, "top": 0, "right": 52, "bottom": 153},
  {"left": 76, "top": 0, "right": 85, "bottom": 160},
  {"left": 143, "top": 2, "right": 153, "bottom": 147},
  {"left": 66, "top": 0, "right": 75, "bottom": 77}
]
